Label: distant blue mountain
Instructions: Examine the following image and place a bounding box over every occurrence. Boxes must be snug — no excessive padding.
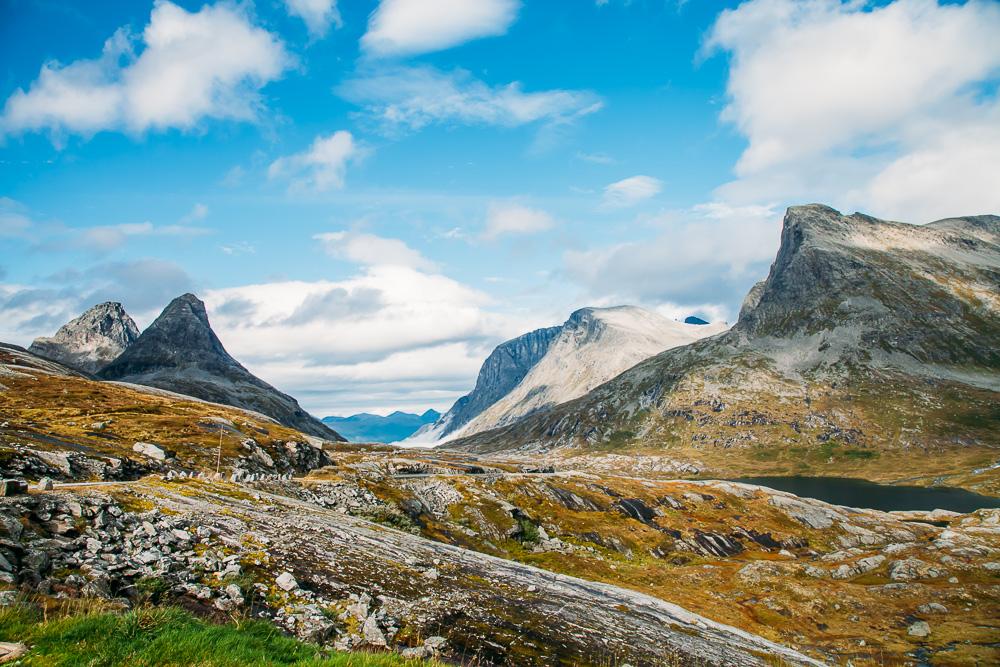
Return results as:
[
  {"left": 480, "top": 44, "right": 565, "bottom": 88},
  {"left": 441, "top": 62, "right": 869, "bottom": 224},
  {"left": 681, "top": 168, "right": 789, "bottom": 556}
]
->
[
  {"left": 321, "top": 409, "right": 441, "bottom": 443},
  {"left": 684, "top": 316, "right": 710, "bottom": 325}
]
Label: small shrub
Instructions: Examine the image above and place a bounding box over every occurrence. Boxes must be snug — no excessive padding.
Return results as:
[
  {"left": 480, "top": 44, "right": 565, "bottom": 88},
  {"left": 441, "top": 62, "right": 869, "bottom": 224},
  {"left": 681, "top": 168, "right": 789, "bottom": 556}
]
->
[
  {"left": 515, "top": 517, "right": 540, "bottom": 544},
  {"left": 135, "top": 575, "right": 171, "bottom": 603}
]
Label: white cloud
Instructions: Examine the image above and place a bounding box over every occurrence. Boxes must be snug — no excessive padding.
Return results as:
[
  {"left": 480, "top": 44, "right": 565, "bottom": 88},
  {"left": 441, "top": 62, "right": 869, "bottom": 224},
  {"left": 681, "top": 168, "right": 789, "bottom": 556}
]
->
[
  {"left": 564, "top": 202, "right": 780, "bottom": 319},
  {"left": 602, "top": 175, "right": 662, "bottom": 207},
  {"left": 0, "top": 198, "right": 33, "bottom": 239},
  {"left": 705, "top": 0, "right": 1000, "bottom": 222},
  {"left": 864, "top": 104, "right": 1000, "bottom": 221},
  {"left": 268, "top": 131, "right": 363, "bottom": 192},
  {"left": 576, "top": 151, "right": 615, "bottom": 164},
  {"left": 202, "top": 266, "right": 540, "bottom": 415},
  {"left": 0, "top": 258, "right": 195, "bottom": 343},
  {"left": 339, "top": 65, "right": 602, "bottom": 133},
  {"left": 284, "top": 0, "right": 342, "bottom": 38},
  {"left": 178, "top": 203, "right": 208, "bottom": 224},
  {"left": 75, "top": 221, "right": 210, "bottom": 252},
  {"left": 482, "top": 202, "right": 554, "bottom": 240},
  {"left": 0, "top": 1, "right": 289, "bottom": 141},
  {"left": 220, "top": 241, "right": 256, "bottom": 256},
  {"left": 362, "top": 0, "right": 520, "bottom": 57},
  {"left": 314, "top": 230, "right": 438, "bottom": 271}
]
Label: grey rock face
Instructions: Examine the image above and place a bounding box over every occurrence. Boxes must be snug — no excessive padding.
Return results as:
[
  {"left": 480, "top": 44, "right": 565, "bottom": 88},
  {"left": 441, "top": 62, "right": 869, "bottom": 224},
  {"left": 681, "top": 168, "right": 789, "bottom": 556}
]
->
[
  {"left": 29, "top": 302, "right": 139, "bottom": 374},
  {"left": 426, "top": 324, "right": 561, "bottom": 439},
  {"left": 98, "top": 294, "right": 343, "bottom": 441},
  {"left": 734, "top": 205, "right": 1000, "bottom": 368}
]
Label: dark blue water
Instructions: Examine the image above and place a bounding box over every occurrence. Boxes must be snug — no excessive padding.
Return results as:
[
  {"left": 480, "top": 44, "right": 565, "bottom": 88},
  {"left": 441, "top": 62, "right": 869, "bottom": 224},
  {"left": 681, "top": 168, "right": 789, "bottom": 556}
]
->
[{"left": 731, "top": 476, "right": 1000, "bottom": 513}]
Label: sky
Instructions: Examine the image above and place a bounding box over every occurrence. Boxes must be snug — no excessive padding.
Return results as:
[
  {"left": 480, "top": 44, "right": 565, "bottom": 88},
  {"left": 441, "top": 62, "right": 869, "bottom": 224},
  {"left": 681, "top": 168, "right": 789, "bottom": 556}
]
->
[{"left": 1, "top": 0, "right": 999, "bottom": 417}]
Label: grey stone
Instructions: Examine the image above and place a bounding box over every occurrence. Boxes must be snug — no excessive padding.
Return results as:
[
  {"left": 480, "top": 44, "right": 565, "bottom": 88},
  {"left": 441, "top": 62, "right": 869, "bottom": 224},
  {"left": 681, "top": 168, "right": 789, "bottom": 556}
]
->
[
  {"left": 907, "top": 621, "right": 930, "bottom": 638},
  {"left": 132, "top": 442, "right": 168, "bottom": 461},
  {"left": 276, "top": 571, "right": 298, "bottom": 591}
]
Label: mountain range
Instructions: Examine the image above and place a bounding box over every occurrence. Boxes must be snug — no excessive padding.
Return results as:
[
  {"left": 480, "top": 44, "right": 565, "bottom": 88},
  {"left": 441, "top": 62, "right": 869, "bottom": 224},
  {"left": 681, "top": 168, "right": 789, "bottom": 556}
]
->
[
  {"left": 322, "top": 410, "right": 440, "bottom": 443},
  {"left": 30, "top": 293, "right": 342, "bottom": 441},
  {"left": 446, "top": 205, "right": 1000, "bottom": 484},
  {"left": 409, "top": 306, "right": 726, "bottom": 444}
]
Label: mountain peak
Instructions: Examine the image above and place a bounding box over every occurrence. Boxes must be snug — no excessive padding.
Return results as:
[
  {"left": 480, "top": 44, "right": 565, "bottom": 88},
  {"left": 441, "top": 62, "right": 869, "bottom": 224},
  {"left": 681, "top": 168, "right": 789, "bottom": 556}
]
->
[
  {"left": 99, "top": 293, "right": 342, "bottom": 441},
  {"left": 413, "top": 304, "right": 728, "bottom": 444},
  {"left": 28, "top": 301, "right": 140, "bottom": 374}
]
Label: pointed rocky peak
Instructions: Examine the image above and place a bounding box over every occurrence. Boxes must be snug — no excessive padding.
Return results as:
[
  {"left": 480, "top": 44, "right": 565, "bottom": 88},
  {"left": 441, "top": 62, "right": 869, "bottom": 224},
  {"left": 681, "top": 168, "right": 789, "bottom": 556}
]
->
[
  {"left": 99, "top": 293, "right": 343, "bottom": 441},
  {"left": 28, "top": 301, "right": 140, "bottom": 374}
]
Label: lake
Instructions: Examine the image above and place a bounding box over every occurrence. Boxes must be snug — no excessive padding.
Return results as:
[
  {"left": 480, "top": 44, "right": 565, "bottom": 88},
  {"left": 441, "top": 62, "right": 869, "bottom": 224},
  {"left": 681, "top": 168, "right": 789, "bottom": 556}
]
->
[{"left": 731, "top": 476, "right": 1000, "bottom": 513}]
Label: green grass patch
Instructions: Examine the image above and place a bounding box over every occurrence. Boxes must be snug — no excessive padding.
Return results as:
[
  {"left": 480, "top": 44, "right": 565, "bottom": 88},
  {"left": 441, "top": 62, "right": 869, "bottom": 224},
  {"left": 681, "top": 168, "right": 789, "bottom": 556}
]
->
[{"left": 0, "top": 603, "right": 435, "bottom": 666}]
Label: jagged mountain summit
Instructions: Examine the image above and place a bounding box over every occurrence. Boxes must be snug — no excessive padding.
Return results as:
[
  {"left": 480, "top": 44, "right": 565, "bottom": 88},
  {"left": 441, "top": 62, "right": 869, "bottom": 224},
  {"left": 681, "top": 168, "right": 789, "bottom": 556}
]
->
[
  {"left": 322, "top": 409, "right": 441, "bottom": 443},
  {"left": 449, "top": 205, "right": 1000, "bottom": 483},
  {"left": 98, "top": 293, "right": 343, "bottom": 441},
  {"left": 28, "top": 302, "right": 140, "bottom": 374},
  {"left": 411, "top": 306, "right": 727, "bottom": 444}
]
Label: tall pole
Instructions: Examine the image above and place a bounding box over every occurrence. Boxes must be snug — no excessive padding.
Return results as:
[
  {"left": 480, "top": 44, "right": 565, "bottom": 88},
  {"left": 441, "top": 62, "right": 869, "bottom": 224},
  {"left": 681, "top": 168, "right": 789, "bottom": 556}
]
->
[{"left": 216, "top": 424, "right": 223, "bottom": 476}]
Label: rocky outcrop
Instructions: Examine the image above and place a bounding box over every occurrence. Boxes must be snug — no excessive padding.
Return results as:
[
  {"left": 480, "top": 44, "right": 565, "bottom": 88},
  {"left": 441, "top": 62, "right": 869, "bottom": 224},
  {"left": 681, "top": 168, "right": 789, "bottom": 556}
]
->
[
  {"left": 0, "top": 482, "right": 824, "bottom": 666},
  {"left": 29, "top": 302, "right": 139, "bottom": 374},
  {"left": 98, "top": 294, "right": 343, "bottom": 441}
]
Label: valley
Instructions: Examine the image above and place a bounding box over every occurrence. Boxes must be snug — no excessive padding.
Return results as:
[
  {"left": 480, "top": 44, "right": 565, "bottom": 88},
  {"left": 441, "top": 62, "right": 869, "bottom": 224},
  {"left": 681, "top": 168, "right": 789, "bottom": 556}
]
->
[{"left": 1, "top": 204, "right": 998, "bottom": 665}]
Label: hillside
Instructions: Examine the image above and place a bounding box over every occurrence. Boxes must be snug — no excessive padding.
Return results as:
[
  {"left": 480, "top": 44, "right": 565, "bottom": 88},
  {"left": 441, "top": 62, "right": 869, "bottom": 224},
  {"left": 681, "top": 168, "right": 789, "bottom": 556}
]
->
[
  {"left": 0, "top": 342, "right": 330, "bottom": 480},
  {"left": 447, "top": 206, "right": 1000, "bottom": 495},
  {"left": 98, "top": 294, "right": 343, "bottom": 442}
]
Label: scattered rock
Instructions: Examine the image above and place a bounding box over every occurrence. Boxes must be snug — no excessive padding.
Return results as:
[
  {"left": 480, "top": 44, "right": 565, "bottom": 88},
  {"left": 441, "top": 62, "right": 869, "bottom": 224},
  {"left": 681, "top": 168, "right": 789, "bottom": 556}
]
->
[
  {"left": 0, "top": 641, "right": 27, "bottom": 664},
  {"left": 890, "top": 558, "right": 945, "bottom": 582},
  {"left": 132, "top": 442, "right": 170, "bottom": 461},
  {"left": 276, "top": 571, "right": 298, "bottom": 591}
]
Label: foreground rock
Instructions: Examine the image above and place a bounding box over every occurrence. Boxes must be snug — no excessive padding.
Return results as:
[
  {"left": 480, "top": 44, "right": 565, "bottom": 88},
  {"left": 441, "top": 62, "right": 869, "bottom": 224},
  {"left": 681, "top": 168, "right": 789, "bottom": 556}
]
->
[{"left": 0, "top": 480, "right": 822, "bottom": 666}]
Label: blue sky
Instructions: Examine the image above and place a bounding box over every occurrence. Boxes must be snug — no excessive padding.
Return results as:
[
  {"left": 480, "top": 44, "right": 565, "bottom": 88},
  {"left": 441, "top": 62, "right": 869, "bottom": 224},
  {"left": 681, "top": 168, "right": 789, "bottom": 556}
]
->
[{"left": 2, "top": 0, "right": 999, "bottom": 416}]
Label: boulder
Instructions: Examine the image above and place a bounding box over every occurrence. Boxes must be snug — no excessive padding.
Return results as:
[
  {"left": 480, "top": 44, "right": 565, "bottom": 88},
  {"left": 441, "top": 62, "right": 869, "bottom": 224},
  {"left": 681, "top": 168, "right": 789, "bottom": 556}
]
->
[
  {"left": 890, "top": 558, "right": 945, "bottom": 582},
  {"left": 132, "top": 442, "right": 169, "bottom": 461},
  {"left": 362, "top": 614, "right": 387, "bottom": 646},
  {"left": 276, "top": 571, "right": 298, "bottom": 591}
]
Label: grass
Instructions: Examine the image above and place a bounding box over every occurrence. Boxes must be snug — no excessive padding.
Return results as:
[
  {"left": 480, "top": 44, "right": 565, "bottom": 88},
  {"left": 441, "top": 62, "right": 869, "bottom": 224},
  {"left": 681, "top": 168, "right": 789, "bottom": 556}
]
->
[{"left": 0, "top": 603, "right": 436, "bottom": 667}]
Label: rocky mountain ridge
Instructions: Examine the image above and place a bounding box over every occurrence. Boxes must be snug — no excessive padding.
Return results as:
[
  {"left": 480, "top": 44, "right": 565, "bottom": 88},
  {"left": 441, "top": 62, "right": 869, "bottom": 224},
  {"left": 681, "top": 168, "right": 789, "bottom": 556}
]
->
[
  {"left": 98, "top": 293, "right": 342, "bottom": 441},
  {"left": 28, "top": 302, "right": 139, "bottom": 374},
  {"left": 448, "top": 206, "right": 1000, "bottom": 470},
  {"left": 412, "top": 306, "right": 725, "bottom": 444}
]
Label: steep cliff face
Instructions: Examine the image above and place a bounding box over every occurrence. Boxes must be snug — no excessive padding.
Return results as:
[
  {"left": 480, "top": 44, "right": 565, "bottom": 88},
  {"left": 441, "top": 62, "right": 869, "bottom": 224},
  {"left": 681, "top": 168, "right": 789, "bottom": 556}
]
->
[
  {"left": 408, "top": 324, "right": 562, "bottom": 442},
  {"left": 448, "top": 205, "right": 1000, "bottom": 462},
  {"left": 98, "top": 293, "right": 343, "bottom": 441},
  {"left": 28, "top": 302, "right": 140, "bottom": 374},
  {"left": 734, "top": 205, "right": 1000, "bottom": 371}
]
